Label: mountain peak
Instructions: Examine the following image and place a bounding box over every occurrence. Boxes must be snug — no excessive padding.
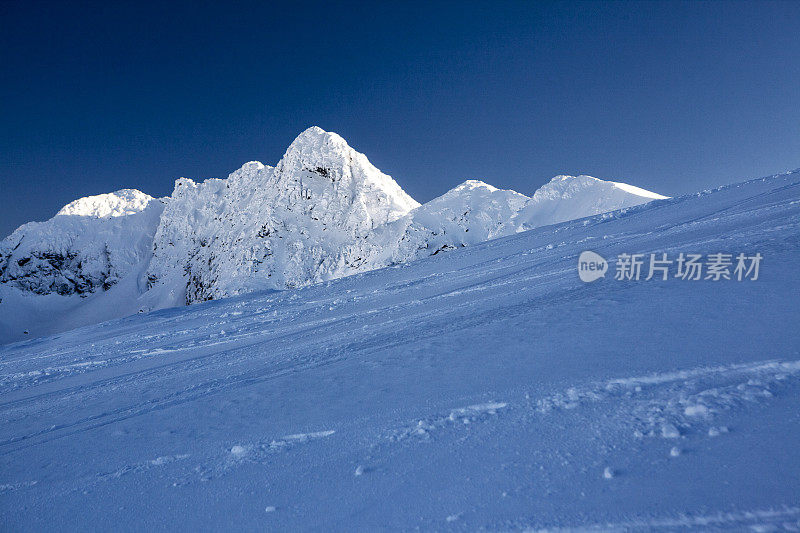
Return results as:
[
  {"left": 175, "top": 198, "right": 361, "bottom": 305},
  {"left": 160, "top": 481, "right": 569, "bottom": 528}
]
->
[
  {"left": 540, "top": 175, "right": 668, "bottom": 201},
  {"left": 297, "top": 125, "right": 329, "bottom": 138},
  {"left": 275, "top": 127, "right": 419, "bottom": 216},
  {"left": 56, "top": 189, "right": 156, "bottom": 218},
  {"left": 451, "top": 180, "right": 499, "bottom": 193},
  {"left": 284, "top": 126, "right": 349, "bottom": 157},
  {"left": 548, "top": 174, "right": 606, "bottom": 187},
  {"left": 238, "top": 161, "right": 266, "bottom": 172}
]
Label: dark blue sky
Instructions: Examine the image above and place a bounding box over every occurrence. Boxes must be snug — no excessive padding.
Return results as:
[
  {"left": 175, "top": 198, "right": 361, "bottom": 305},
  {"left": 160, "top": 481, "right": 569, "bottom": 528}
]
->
[{"left": 2, "top": 1, "right": 799, "bottom": 236}]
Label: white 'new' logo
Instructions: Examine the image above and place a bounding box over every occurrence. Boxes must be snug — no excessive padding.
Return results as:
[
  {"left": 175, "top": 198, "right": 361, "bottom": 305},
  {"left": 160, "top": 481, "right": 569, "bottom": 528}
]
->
[{"left": 578, "top": 251, "right": 608, "bottom": 282}]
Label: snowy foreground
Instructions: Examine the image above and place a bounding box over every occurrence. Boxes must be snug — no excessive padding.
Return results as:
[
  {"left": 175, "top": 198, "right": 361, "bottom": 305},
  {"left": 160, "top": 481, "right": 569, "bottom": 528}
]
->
[{"left": 1, "top": 170, "right": 799, "bottom": 531}]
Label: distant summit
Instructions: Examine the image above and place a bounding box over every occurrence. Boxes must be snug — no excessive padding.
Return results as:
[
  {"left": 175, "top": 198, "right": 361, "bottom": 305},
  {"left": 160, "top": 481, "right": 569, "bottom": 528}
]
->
[
  {"left": 56, "top": 189, "right": 158, "bottom": 218},
  {"left": 515, "top": 174, "right": 669, "bottom": 230},
  {"left": 0, "top": 190, "right": 163, "bottom": 298}
]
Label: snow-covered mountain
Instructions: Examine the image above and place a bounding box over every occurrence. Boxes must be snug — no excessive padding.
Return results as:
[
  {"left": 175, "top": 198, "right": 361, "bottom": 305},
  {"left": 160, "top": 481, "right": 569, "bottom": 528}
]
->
[
  {"left": 0, "top": 127, "right": 667, "bottom": 343},
  {"left": 147, "top": 127, "right": 420, "bottom": 304},
  {"left": 368, "top": 180, "right": 532, "bottom": 265},
  {"left": 0, "top": 190, "right": 164, "bottom": 296},
  {"left": 513, "top": 174, "right": 669, "bottom": 230},
  {"left": 369, "top": 176, "right": 669, "bottom": 265}
]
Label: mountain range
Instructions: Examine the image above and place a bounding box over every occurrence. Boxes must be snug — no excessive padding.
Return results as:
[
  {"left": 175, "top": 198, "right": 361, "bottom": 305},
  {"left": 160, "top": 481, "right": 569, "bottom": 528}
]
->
[{"left": 0, "top": 126, "right": 667, "bottom": 343}]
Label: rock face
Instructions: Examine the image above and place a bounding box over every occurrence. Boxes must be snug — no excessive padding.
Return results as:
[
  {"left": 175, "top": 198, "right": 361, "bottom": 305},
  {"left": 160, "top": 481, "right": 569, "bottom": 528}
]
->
[
  {"left": 0, "top": 126, "right": 668, "bottom": 340},
  {"left": 0, "top": 190, "right": 164, "bottom": 296}
]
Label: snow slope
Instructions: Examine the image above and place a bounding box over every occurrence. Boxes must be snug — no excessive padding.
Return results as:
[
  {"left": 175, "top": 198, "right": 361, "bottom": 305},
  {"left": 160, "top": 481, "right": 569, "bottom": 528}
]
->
[
  {"left": 1, "top": 169, "right": 798, "bottom": 530},
  {"left": 0, "top": 129, "right": 667, "bottom": 344}
]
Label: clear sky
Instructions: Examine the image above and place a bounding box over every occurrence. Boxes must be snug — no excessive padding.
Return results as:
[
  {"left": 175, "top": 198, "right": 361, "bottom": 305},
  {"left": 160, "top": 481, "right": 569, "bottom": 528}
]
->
[{"left": 2, "top": 0, "right": 799, "bottom": 236}]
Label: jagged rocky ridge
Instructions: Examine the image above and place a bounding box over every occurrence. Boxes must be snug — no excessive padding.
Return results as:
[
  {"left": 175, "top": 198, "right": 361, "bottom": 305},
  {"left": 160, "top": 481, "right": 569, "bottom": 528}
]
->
[
  {"left": 147, "top": 128, "right": 420, "bottom": 303},
  {"left": 0, "top": 126, "right": 667, "bottom": 311}
]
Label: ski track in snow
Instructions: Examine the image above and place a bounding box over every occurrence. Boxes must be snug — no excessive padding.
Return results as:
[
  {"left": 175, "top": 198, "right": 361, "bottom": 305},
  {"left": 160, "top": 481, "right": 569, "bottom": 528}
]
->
[
  {"left": 177, "top": 430, "right": 339, "bottom": 486},
  {"left": 373, "top": 358, "right": 800, "bottom": 451},
  {"left": 0, "top": 480, "right": 37, "bottom": 494}
]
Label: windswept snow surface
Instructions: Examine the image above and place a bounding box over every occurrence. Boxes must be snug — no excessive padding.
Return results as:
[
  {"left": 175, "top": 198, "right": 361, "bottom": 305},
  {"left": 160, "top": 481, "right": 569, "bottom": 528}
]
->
[{"left": 1, "top": 169, "right": 798, "bottom": 530}]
